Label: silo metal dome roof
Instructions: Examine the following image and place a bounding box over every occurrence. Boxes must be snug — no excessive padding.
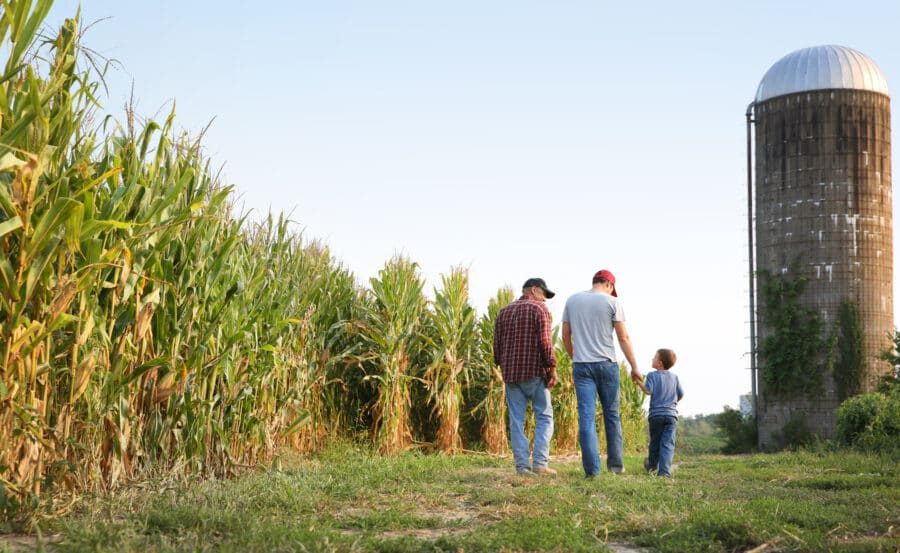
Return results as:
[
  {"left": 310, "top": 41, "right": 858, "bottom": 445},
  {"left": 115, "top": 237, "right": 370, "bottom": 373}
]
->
[{"left": 755, "top": 45, "right": 889, "bottom": 103}]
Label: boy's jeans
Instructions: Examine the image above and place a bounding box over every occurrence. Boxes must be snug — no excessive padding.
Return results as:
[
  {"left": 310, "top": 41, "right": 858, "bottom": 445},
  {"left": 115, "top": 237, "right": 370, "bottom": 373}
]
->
[
  {"left": 573, "top": 360, "right": 624, "bottom": 476},
  {"left": 647, "top": 415, "right": 678, "bottom": 476},
  {"left": 506, "top": 377, "right": 554, "bottom": 472}
]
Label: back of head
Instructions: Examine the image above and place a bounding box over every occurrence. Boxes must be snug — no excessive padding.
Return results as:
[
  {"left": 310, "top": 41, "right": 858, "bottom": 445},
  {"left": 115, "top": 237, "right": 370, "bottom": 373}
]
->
[
  {"left": 657, "top": 348, "right": 677, "bottom": 369},
  {"left": 591, "top": 269, "right": 617, "bottom": 296}
]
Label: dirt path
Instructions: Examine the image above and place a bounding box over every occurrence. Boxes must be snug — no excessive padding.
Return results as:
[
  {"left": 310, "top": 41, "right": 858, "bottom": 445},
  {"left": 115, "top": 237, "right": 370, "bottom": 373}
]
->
[{"left": 0, "top": 534, "right": 61, "bottom": 552}]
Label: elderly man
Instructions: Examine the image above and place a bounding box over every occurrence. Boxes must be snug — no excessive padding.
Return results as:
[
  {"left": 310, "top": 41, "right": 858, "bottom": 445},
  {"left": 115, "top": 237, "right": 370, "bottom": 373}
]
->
[
  {"left": 493, "top": 278, "right": 558, "bottom": 476},
  {"left": 562, "top": 269, "right": 641, "bottom": 478}
]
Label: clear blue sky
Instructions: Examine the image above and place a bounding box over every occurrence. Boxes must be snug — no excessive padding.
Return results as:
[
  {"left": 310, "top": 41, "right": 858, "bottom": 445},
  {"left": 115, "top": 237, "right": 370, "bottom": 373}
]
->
[{"left": 48, "top": 0, "right": 900, "bottom": 416}]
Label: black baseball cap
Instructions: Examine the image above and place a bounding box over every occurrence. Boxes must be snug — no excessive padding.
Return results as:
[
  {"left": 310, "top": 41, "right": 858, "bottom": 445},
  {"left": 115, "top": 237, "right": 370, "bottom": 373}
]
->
[{"left": 522, "top": 277, "right": 556, "bottom": 298}]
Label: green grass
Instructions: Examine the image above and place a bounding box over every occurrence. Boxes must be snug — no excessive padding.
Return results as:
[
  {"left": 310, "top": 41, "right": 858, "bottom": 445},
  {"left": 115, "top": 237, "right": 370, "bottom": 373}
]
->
[{"left": 4, "top": 444, "right": 897, "bottom": 552}]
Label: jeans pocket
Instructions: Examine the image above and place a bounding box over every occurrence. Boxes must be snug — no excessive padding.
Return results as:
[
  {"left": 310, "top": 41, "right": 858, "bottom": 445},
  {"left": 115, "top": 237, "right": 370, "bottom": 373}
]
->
[{"left": 572, "top": 363, "right": 587, "bottom": 379}]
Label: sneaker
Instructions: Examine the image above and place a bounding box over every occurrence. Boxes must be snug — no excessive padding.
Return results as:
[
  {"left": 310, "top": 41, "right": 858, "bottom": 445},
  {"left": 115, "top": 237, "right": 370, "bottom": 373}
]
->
[
  {"left": 643, "top": 458, "right": 656, "bottom": 473},
  {"left": 610, "top": 467, "right": 625, "bottom": 475},
  {"left": 516, "top": 468, "right": 536, "bottom": 476},
  {"left": 532, "top": 467, "right": 557, "bottom": 476}
]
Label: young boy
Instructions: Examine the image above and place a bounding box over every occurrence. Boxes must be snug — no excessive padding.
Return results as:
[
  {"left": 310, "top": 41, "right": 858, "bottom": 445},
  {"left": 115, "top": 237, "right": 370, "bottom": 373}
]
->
[{"left": 637, "top": 349, "right": 683, "bottom": 477}]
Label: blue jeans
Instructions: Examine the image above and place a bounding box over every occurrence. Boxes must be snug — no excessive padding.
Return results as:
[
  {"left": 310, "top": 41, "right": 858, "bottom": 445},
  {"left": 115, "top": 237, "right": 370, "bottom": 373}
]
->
[
  {"left": 647, "top": 415, "right": 677, "bottom": 477},
  {"left": 506, "top": 377, "right": 554, "bottom": 471},
  {"left": 573, "top": 361, "right": 624, "bottom": 476}
]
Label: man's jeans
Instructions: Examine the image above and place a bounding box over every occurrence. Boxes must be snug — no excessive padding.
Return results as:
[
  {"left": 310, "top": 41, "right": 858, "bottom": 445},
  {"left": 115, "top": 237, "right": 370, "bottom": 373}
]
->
[
  {"left": 573, "top": 360, "right": 624, "bottom": 476},
  {"left": 647, "top": 415, "right": 677, "bottom": 477},
  {"left": 506, "top": 377, "right": 554, "bottom": 472}
]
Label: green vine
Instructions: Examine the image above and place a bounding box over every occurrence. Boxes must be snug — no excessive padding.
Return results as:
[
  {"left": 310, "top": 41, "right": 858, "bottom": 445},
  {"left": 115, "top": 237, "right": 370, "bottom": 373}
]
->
[
  {"left": 760, "top": 268, "right": 869, "bottom": 400},
  {"left": 832, "top": 301, "right": 866, "bottom": 400},
  {"left": 758, "top": 268, "right": 824, "bottom": 398}
]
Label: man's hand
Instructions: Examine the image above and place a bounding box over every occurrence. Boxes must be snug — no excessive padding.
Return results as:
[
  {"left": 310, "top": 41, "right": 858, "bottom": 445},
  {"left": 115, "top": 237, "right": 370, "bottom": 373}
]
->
[{"left": 546, "top": 372, "right": 558, "bottom": 389}]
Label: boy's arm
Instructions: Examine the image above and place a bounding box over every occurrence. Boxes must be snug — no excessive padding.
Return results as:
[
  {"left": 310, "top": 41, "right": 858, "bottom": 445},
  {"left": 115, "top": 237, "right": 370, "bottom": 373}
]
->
[
  {"left": 676, "top": 377, "right": 684, "bottom": 402},
  {"left": 637, "top": 372, "right": 651, "bottom": 395},
  {"left": 637, "top": 380, "right": 650, "bottom": 395}
]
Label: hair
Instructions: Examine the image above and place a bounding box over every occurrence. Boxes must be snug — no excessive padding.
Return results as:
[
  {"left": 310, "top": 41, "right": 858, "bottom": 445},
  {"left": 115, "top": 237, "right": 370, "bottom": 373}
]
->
[
  {"left": 656, "top": 348, "right": 677, "bottom": 369},
  {"left": 592, "top": 276, "right": 609, "bottom": 285}
]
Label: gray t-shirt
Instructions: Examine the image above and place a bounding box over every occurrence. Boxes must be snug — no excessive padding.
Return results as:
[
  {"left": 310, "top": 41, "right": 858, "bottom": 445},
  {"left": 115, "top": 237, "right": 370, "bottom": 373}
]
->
[
  {"left": 645, "top": 370, "right": 684, "bottom": 418},
  {"left": 561, "top": 291, "right": 625, "bottom": 363}
]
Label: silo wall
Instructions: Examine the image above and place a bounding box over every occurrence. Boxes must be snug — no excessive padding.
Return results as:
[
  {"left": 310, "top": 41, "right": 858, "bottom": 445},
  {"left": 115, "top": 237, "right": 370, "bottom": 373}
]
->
[{"left": 754, "top": 89, "right": 893, "bottom": 448}]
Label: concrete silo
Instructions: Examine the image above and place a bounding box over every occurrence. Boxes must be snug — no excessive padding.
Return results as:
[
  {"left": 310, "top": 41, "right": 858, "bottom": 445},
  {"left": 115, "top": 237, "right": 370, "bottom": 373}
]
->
[{"left": 751, "top": 45, "right": 893, "bottom": 448}]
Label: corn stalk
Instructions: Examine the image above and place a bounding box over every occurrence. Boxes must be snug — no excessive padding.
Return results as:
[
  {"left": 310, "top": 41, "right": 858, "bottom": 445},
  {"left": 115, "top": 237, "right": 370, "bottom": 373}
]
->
[
  {"left": 355, "top": 256, "right": 427, "bottom": 454},
  {"left": 471, "top": 287, "right": 513, "bottom": 454},
  {"left": 552, "top": 327, "right": 578, "bottom": 452},
  {"left": 424, "top": 268, "right": 475, "bottom": 453}
]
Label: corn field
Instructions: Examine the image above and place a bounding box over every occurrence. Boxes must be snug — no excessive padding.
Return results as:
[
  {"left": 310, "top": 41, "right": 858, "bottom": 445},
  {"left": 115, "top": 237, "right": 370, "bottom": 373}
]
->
[
  {"left": 0, "top": 1, "right": 647, "bottom": 521},
  {"left": 551, "top": 328, "right": 579, "bottom": 452},
  {"left": 472, "top": 287, "right": 514, "bottom": 454}
]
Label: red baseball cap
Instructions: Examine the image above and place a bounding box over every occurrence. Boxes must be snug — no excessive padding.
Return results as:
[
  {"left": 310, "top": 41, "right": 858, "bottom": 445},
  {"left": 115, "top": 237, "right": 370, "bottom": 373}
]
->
[{"left": 592, "top": 269, "right": 617, "bottom": 296}]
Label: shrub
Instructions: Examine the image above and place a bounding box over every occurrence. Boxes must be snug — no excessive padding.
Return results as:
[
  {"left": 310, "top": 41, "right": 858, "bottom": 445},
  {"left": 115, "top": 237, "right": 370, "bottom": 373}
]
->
[
  {"left": 835, "top": 389, "right": 900, "bottom": 452},
  {"left": 878, "top": 329, "right": 900, "bottom": 391},
  {"left": 714, "top": 407, "right": 757, "bottom": 454}
]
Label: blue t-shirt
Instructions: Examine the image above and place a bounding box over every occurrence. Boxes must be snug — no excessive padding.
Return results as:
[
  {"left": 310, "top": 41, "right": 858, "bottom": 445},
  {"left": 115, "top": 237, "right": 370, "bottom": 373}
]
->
[{"left": 645, "top": 370, "right": 683, "bottom": 418}]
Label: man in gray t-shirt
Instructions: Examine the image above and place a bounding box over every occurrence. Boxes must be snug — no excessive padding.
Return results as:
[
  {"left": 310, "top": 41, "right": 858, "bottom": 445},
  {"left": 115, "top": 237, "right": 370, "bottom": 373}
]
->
[{"left": 562, "top": 269, "right": 641, "bottom": 477}]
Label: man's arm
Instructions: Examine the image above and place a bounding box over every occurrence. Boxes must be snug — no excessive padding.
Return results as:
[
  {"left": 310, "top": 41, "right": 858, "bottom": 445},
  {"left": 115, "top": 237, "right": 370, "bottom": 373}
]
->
[
  {"left": 537, "top": 307, "right": 558, "bottom": 388},
  {"left": 613, "top": 321, "right": 641, "bottom": 383},
  {"left": 562, "top": 322, "right": 574, "bottom": 358},
  {"left": 492, "top": 316, "right": 503, "bottom": 367}
]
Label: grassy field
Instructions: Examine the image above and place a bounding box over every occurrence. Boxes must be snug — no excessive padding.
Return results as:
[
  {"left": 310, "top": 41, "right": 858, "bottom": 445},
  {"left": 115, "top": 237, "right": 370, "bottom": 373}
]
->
[{"left": 3, "top": 444, "right": 897, "bottom": 553}]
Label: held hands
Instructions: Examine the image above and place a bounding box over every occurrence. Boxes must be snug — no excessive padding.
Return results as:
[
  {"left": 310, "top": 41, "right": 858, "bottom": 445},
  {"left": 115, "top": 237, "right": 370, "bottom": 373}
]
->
[
  {"left": 630, "top": 367, "right": 651, "bottom": 394},
  {"left": 630, "top": 367, "right": 643, "bottom": 384}
]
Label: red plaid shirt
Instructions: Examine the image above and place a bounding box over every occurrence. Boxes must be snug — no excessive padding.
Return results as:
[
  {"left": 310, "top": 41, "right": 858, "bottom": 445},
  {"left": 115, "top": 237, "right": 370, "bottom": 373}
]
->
[{"left": 493, "top": 296, "right": 557, "bottom": 383}]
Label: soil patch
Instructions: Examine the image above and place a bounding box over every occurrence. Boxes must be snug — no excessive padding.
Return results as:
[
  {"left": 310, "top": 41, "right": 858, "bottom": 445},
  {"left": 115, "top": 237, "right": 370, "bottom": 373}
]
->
[
  {"left": 0, "top": 534, "right": 61, "bottom": 552},
  {"left": 606, "top": 542, "right": 652, "bottom": 553}
]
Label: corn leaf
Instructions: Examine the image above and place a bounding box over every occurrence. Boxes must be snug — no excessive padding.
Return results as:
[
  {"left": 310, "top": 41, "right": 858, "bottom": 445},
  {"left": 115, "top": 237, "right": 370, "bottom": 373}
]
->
[{"left": 0, "top": 214, "right": 22, "bottom": 238}]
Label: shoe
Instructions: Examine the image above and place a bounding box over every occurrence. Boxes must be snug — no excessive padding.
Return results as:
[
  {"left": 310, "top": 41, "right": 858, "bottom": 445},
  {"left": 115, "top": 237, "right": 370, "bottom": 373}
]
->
[
  {"left": 610, "top": 467, "right": 625, "bottom": 475},
  {"left": 532, "top": 467, "right": 557, "bottom": 476},
  {"left": 643, "top": 458, "right": 656, "bottom": 472},
  {"left": 516, "top": 468, "right": 536, "bottom": 476}
]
